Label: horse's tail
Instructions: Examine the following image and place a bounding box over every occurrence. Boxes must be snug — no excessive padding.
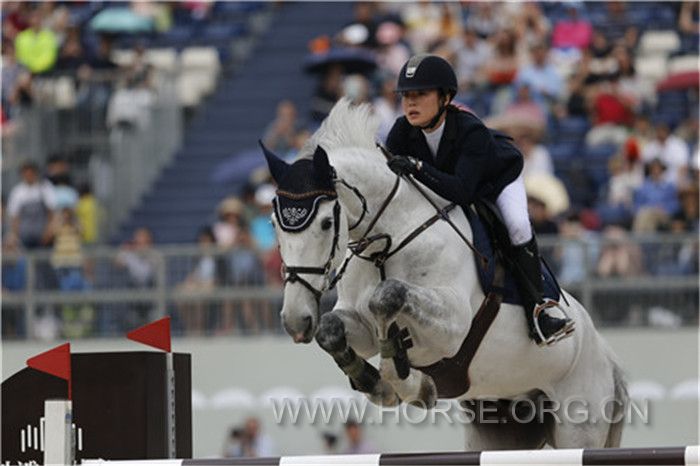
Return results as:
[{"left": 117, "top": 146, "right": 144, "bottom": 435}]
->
[{"left": 604, "top": 346, "right": 629, "bottom": 448}]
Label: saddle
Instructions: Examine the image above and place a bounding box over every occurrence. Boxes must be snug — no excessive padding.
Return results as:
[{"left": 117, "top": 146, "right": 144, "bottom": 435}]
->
[
  {"left": 467, "top": 200, "right": 561, "bottom": 306},
  {"left": 411, "top": 200, "right": 563, "bottom": 398}
]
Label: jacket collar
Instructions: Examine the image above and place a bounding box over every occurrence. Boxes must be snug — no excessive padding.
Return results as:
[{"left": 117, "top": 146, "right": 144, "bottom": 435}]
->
[
  {"left": 407, "top": 107, "right": 458, "bottom": 169},
  {"left": 437, "top": 108, "right": 459, "bottom": 162}
]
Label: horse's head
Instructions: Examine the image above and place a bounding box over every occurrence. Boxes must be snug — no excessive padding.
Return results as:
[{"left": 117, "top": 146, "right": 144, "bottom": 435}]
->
[{"left": 262, "top": 142, "right": 349, "bottom": 343}]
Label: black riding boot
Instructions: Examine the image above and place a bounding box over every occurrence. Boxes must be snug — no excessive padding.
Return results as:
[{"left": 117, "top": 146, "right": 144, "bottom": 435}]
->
[{"left": 510, "top": 237, "right": 573, "bottom": 345}]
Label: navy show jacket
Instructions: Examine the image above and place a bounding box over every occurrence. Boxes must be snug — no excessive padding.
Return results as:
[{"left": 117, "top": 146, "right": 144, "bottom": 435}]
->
[{"left": 386, "top": 106, "right": 524, "bottom": 206}]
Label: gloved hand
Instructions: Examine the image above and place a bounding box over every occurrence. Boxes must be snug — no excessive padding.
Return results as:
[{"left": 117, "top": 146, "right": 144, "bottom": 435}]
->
[{"left": 387, "top": 155, "right": 420, "bottom": 176}]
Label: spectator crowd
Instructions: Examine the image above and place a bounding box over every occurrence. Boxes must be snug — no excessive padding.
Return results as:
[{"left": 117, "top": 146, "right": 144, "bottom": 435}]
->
[
  {"left": 1, "top": 1, "right": 166, "bottom": 134},
  {"left": 257, "top": 0, "right": 698, "bottom": 285}
]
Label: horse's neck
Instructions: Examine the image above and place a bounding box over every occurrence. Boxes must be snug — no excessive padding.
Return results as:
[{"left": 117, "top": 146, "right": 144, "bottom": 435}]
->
[
  {"left": 332, "top": 148, "right": 480, "bottom": 311},
  {"left": 331, "top": 149, "right": 450, "bottom": 242}
]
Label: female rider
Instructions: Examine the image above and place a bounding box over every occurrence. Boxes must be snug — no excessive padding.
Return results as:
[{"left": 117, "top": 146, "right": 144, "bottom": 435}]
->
[{"left": 385, "top": 54, "right": 573, "bottom": 345}]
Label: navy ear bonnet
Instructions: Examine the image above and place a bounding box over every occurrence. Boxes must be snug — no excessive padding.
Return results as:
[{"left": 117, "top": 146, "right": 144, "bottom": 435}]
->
[{"left": 269, "top": 149, "right": 338, "bottom": 233}]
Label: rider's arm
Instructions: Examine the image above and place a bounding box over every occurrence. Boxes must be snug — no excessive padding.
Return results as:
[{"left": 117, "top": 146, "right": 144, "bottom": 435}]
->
[{"left": 413, "top": 124, "right": 495, "bottom": 206}]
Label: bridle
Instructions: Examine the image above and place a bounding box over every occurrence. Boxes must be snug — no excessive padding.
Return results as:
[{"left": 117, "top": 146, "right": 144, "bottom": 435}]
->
[
  {"left": 281, "top": 200, "right": 340, "bottom": 304},
  {"left": 279, "top": 169, "right": 470, "bottom": 302},
  {"left": 338, "top": 175, "right": 459, "bottom": 282},
  {"left": 279, "top": 176, "right": 368, "bottom": 304}
]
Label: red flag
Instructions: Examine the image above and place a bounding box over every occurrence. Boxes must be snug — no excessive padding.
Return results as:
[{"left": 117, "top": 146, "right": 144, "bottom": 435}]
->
[
  {"left": 27, "top": 343, "right": 72, "bottom": 399},
  {"left": 127, "top": 317, "right": 171, "bottom": 352}
]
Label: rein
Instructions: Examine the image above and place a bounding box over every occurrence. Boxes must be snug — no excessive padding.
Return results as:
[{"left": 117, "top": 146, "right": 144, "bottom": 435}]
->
[
  {"left": 349, "top": 199, "right": 459, "bottom": 281},
  {"left": 376, "top": 143, "right": 488, "bottom": 269},
  {"left": 328, "top": 175, "right": 402, "bottom": 289},
  {"left": 330, "top": 173, "right": 459, "bottom": 286},
  {"left": 281, "top": 145, "right": 489, "bottom": 298}
]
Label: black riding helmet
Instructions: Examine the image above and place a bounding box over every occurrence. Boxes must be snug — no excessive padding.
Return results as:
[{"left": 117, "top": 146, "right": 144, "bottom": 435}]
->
[
  {"left": 396, "top": 54, "right": 458, "bottom": 97},
  {"left": 395, "top": 54, "right": 458, "bottom": 129}
]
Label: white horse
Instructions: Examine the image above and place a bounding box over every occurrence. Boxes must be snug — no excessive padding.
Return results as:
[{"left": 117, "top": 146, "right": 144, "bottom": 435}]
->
[{"left": 262, "top": 98, "right": 628, "bottom": 450}]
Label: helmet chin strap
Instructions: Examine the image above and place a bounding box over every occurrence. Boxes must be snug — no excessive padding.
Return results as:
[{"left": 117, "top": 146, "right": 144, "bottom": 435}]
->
[
  {"left": 418, "top": 93, "right": 450, "bottom": 131},
  {"left": 419, "top": 104, "right": 446, "bottom": 131}
]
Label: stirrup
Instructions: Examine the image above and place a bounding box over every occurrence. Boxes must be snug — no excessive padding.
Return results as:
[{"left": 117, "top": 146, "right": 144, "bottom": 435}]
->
[{"left": 532, "top": 299, "right": 575, "bottom": 347}]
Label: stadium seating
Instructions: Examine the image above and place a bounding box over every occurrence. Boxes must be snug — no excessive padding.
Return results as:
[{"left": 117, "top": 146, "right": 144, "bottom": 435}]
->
[
  {"left": 112, "top": 1, "right": 695, "bottom": 243},
  {"left": 114, "top": 2, "right": 354, "bottom": 244}
]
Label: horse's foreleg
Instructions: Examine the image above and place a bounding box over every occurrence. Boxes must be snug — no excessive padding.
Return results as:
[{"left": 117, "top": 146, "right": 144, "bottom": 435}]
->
[
  {"left": 315, "top": 310, "right": 399, "bottom": 406},
  {"left": 368, "top": 278, "right": 445, "bottom": 408}
]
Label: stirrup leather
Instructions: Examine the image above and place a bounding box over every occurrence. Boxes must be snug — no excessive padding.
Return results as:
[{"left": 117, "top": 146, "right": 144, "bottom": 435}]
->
[{"left": 532, "top": 299, "right": 575, "bottom": 347}]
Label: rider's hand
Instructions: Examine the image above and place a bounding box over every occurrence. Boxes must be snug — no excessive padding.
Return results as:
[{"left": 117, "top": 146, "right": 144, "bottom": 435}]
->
[{"left": 387, "top": 155, "right": 421, "bottom": 176}]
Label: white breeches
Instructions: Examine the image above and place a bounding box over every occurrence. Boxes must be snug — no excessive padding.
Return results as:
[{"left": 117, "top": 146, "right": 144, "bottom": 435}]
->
[{"left": 495, "top": 173, "right": 533, "bottom": 246}]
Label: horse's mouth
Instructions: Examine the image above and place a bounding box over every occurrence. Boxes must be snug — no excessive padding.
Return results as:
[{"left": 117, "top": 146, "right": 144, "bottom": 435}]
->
[
  {"left": 292, "top": 326, "right": 314, "bottom": 343},
  {"left": 293, "top": 333, "right": 314, "bottom": 344},
  {"left": 284, "top": 317, "right": 315, "bottom": 344}
]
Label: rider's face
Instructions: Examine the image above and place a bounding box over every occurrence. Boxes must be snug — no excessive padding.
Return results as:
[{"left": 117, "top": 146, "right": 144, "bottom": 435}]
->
[{"left": 401, "top": 89, "right": 441, "bottom": 128}]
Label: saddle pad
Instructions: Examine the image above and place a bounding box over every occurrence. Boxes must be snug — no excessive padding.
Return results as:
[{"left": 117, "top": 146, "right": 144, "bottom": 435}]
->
[{"left": 463, "top": 206, "right": 560, "bottom": 306}]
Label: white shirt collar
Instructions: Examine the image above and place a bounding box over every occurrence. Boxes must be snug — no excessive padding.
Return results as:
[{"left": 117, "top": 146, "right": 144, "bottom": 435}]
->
[{"left": 422, "top": 120, "right": 445, "bottom": 158}]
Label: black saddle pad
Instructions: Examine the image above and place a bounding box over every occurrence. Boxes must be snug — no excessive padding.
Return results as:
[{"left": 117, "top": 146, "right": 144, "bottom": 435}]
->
[{"left": 463, "top": 206, "right": 560, "bottom": 305}]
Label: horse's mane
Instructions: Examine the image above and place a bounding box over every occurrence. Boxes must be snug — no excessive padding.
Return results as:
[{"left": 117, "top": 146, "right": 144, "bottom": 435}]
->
[{"left": 297, "top": 97, "right": 380, "bottom": 160}]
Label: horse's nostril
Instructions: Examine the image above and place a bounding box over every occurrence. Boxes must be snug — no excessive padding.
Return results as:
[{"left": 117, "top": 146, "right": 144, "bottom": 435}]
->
[{"left": 302, "top": 315, "right": 313, "bottom": 332}]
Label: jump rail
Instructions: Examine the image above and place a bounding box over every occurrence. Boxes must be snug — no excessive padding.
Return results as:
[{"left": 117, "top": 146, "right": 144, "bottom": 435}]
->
[{"left": 83, "top": 445, "right": 700, "bottom": 465}]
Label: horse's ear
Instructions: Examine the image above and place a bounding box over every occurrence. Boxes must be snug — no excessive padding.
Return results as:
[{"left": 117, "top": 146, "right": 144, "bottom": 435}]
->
[
  {"left": 259, "top": 140, "right": 289, "bottom": 184},
  {"left": 313, "top": 145, "right": 333, "bottom": 179}
]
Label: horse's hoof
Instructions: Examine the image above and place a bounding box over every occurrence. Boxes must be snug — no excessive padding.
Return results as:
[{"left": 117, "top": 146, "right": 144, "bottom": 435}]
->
[
  {"left": 369, "top": 380, "right": 400, "bottom": 407},
  {"left": 408, "top": 375, "right": 438, "bottom": 410},
  {"left": 315, "top": 312, "right": 347, "bottom": 353},
  {"left": 369, "top": 279, "right": 407, "bottom": 321}
]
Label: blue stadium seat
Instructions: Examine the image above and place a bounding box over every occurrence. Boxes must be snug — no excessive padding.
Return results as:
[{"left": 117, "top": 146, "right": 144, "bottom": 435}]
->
[
  {"left": 548, "top": 141, "right": 581, "bottom": 161},
  {"left": 69, "top": 4, "right": 100, "bottom": 27},
  {"left": 680, "top": 34, "right": 700, "bottom": 54},
  {"left": 654, "top": 112, "right": 684, "bottom": 129},
  {"left": 197, "top": 23, "right": 247, "bottom": 43},
  {"left": 583, "top": 144, "right": 617, "bottom": 193},
  {"left": 657, "top": 90, "right": 688, "bottom": 103},
  {"left": 587, "top": 164, "right": 611, "bottom": 194},
  {"left": 585, "top": 144, "right": 618, "bottom": 162},
  {"left": 213, "top": 1, "right": 264, "bottom": 18},
  {"left": 558, "top": 117, "right": 590, "bottom": 134},
  {"left": 588, "top": 10, "right": 608, "bottom": 26},
  {"left": 648, "top": 5, "right": 677, "bottom": 29},
  {"left": 554, "top": 117, "right": 590, "bottom": 144},
  {"left": 154, "top": 26, "right": 194, "bottom": 49}
]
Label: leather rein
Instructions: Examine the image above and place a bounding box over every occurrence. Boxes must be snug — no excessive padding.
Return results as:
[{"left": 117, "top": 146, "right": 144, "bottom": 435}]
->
[
  {"left": 281, "top": 165, "right": 483, "bottom": 300},
  {"left": 339, "top": 175, "right": 458, "bottom": 283}
]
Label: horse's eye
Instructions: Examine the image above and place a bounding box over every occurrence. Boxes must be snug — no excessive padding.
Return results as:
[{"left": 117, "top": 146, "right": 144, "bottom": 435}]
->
[{"left": 321, "top": 217, "right": 333, "bottom": 231}]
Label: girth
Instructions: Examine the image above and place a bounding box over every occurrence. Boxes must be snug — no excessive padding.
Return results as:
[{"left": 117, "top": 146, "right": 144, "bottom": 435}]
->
[{"left": 414, "top": 260, "right": 506, "bottom": 398}]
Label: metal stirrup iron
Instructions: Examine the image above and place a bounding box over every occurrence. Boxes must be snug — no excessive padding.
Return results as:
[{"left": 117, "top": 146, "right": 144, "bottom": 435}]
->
[{"left": 532, "top": 299, "right": 575, "bottom": 347}]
